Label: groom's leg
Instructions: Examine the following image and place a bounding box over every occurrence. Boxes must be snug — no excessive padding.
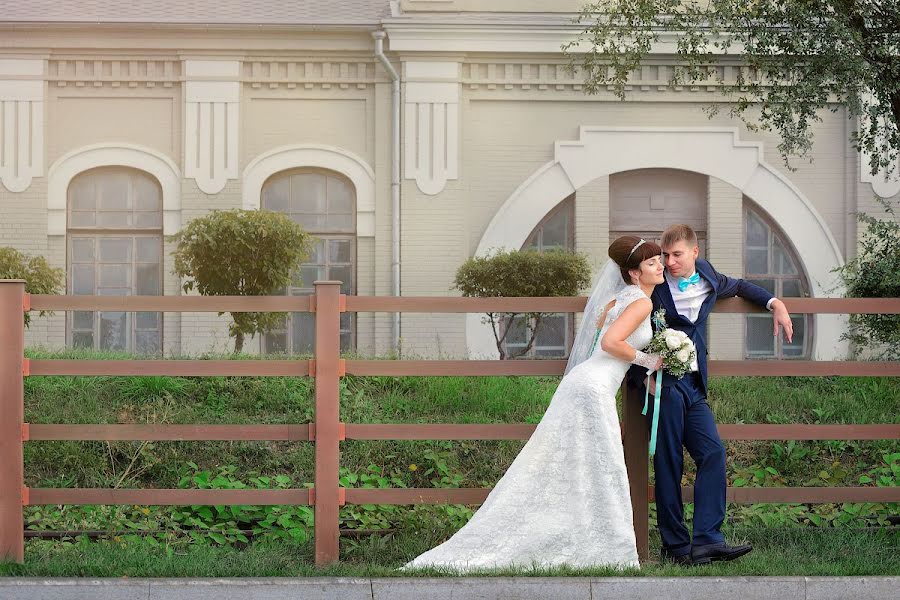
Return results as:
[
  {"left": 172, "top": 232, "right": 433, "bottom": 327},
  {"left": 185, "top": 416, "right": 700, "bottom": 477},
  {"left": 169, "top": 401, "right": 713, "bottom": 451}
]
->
[
  {"left": 649, "top": 383, "right": 690, "bottom": 557},
  {"left": 683, "top": 386, "right": 727, "bottom": 547}
]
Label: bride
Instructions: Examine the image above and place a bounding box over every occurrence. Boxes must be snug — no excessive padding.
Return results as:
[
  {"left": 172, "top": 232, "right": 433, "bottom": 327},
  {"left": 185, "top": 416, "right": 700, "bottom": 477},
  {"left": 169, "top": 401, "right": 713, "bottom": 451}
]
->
[{"left": 401, "top": 235, "right": 665, "bottom": 571}]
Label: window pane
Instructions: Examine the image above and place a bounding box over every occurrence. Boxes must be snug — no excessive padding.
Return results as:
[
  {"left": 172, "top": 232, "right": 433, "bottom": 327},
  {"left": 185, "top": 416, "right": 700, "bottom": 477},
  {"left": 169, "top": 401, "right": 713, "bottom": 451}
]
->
[
  {"left": 71, "top": 238, "right": 94, "bottom": 262},
  {"left": 746, "top": 248, "right": 768, "bottom": 274},
  {"left": 136, "top": 238, "right": 160, "bottom": 263},
  {"left": 536, "top": 314, "right": 566, "bottom": 347},
  {"left": 782, "top": 279, "right": 803, "bottom": 297},
  {"left": 310, "top": 240, "right": 326, "bottom": 263},
  {"left": 98, "top": 211, "right": 132, "bottom": 227},
  {"left": 782, "top": 315, "right": 806, "bottom": 357},
  {"left": 72, "top": 331, "right": 94, "bottom": 348},
  {"left": 69, "top": 178, "right": 96, "bottom": 210},
  {"left": 292, "top": 173, "right": 326, "bottom": 214},
  {"left": 540, "top": 208, "right": 569, "bottom": 249},
  {"left": 136, "top": 330, "right": 160, "bottom": 355},
  {"left": 134, "top": 176, "right": 161, "bottom": 211},
  {"left": 294, "top": 214, "right": 325, "bottom": 230},
  {"left": 99, "top": 174, "right": 131, "bottom": 210},
  {"left": 99, "top": 238, "right": 132, "bottom": 262},
  {"left": 746, "top": 314, "right": 775, "bottom": 356},
  {"left": 135, "top": 212, "right": 162, "bottom": 228},
  {"left": 773, "top": 238, "right": 798, "bottom": 275},
  {"left": 292, "top": 312, "right": 316, "bottom": 354},
  {"left": 136, "top": 263, "right": 160, "bottom": 295},
  {"left": 746, "top": 211, "right": 768, "bottom": 246},
  {"left": 73, "top": 311, "right": 94, "bottom": 330},
  {"left": 329, "top": 239, "right": 352, "bottom": 263},
  {"left": 70, "top": 211, "right": 96, "bottom": 227},
  {"left": 72, "top": 265, "right": 94, "bottom": 295},
  {"left": 265, "top": 332, "right": 287, "bottom": 354},
  {"left": 325, "top": 213, "right": 353, "bottom": 232},
  {"left": 136, "top": 311, "right": 159, "bottom": 329},
  {"left": 505, "top": 316, "right": 528, "bottom": 345},
  {"left": 263, "top": 176, "right": 291, "bottom": 212},
  {"left": 327, "top": 177, "right": 353, "bottom": 214},
  {"left": 329, "top": 265, "right": 352, "bottom": 294},
  {"left": 298, "top": 266, "right": 323, "bottom": 288},
  {"left": 99, "top": 264, "right": 130, "bottom": 288},
  {"left": 99, "top": 311, "right": 128, "bottom": 351}
]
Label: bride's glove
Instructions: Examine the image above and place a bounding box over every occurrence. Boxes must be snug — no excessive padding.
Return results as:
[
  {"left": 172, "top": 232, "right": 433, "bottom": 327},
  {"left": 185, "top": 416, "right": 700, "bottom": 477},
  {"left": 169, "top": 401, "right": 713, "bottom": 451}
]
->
[{"left": 631, "top": 350, "right": 662, "bottom": 373}]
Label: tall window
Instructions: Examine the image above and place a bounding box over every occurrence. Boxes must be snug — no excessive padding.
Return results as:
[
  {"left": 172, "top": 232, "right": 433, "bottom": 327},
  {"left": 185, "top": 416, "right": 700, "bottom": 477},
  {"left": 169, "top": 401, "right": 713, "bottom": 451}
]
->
[
  {"left": 744, "top": 204, "right": 811, "bottom": 358},
  {"left": 261, "top": 169, "right": 355, "bottom": 354},
  {"left": 502, "top": 197, "right": 575, "bottom": 358},
  {"left": 67, "top": 167, "right": 163, "bottom": 354}
]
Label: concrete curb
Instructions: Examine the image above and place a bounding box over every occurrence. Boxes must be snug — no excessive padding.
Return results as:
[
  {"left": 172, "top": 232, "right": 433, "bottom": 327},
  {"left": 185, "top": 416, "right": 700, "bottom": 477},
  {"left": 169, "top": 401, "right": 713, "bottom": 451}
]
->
[{"left": 0, "top": 577, "right": 898, "bottom": 599}]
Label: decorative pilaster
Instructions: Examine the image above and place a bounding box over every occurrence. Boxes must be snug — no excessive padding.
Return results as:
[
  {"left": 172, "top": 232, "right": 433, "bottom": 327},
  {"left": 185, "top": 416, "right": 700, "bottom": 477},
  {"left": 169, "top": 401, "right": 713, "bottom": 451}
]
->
[
  {"left": 0, "top": 59, "right": 44, "bottom": 193},
  {"left": 184, "top": 60, "right": 239, "bottom": 195},
  {"left": 403, "top": 61, "right": 459, "bottom": 195}
]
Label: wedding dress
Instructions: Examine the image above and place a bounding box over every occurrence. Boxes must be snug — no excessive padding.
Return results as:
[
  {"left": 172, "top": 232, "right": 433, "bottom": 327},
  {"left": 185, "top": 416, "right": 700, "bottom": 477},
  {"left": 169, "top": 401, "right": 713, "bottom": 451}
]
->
[{"left": 400, "top": 283, "right": 652, "bottom": 571}]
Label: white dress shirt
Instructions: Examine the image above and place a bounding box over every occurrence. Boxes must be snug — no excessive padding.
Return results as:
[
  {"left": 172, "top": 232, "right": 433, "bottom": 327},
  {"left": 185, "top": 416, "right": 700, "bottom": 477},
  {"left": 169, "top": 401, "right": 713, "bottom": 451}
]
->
[{"left": 665, "top": 268, "right": 776, "bottom": 372}]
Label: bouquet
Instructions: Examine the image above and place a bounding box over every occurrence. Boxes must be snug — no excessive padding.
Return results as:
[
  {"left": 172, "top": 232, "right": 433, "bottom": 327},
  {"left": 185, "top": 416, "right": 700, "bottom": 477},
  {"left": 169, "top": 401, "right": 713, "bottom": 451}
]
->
[{"left": 644, "top": 308, "right": 696, "bottom": 378}]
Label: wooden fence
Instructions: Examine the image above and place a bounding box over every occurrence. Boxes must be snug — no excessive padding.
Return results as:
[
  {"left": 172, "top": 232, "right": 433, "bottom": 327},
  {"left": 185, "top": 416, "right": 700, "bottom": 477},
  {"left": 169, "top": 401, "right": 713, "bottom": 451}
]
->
[{"left": 0, "top": 278, "right": 898, "bottom": 565}]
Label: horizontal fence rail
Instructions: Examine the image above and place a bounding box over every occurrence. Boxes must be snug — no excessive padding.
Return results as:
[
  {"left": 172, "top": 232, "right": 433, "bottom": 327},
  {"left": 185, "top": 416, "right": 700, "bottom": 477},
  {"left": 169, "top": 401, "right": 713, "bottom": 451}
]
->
[{"left": 2, "top": 280, "right": 898, "bottom": 566}]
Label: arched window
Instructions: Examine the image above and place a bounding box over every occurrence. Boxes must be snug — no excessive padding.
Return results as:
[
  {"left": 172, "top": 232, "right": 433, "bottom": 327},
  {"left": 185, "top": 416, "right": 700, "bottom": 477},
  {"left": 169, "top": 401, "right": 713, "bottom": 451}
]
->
[
  {"left": 744, "top": 203, "right": 812, "bottom": 358},
  {"left": 261, "top": 169, "right": 355, "bottom": 354},
  {"left": 502, "top": 196, "right": 575, "bottom": 358},
  {"left": 67, "top": 167, "right": 163, "bottom": 354}
]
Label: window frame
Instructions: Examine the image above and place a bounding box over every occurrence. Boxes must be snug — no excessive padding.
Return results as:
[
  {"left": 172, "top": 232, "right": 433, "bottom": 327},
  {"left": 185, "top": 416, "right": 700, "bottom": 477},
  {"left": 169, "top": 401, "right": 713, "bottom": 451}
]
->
[{"left": 65, "top": 167, "right": 164, "bottom": 354}]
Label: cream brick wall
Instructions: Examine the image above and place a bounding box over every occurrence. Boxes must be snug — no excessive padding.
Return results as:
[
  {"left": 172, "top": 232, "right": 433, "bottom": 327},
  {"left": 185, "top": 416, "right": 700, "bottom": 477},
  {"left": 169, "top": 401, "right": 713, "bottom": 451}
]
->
[{"left": 706, "top": 176, "right": 745, "bottom": 361}]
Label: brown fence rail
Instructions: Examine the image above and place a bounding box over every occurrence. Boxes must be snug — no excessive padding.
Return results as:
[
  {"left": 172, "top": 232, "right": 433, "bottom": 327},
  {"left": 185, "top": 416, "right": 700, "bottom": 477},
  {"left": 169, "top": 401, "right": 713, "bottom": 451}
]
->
[{"left": 0, "top": 279, "right": 898, "bottom": 565}]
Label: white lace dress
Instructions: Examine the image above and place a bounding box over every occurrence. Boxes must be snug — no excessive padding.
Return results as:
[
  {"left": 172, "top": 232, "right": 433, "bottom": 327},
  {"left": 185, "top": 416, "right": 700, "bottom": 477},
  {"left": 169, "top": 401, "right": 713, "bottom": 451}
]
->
[{"left": 400, "top": 285, "right": 652, "bottom": 572}]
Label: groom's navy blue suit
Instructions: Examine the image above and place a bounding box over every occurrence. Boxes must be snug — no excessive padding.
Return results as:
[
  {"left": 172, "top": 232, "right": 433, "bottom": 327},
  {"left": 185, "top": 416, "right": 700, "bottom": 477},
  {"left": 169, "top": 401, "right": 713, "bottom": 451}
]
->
[{"left": 626, "top": 259, "right": 773, "bottom": 556}]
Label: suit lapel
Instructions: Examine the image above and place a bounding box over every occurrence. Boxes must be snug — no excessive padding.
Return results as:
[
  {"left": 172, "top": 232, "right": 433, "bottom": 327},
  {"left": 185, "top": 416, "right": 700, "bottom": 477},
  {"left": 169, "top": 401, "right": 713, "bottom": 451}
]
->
[
  {"left": 656, "top": 276, "right": 689, "bottom": 325},
  {"left": 696, "top": 260, "right": 718, "bottom": 322}
]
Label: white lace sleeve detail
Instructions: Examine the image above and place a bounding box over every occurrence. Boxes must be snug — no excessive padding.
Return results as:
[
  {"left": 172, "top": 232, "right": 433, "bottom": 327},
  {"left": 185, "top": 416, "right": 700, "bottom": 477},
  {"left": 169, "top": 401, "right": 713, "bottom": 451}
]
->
[{"left": 606, "top": 286, "right": 648, "bottom": 324}]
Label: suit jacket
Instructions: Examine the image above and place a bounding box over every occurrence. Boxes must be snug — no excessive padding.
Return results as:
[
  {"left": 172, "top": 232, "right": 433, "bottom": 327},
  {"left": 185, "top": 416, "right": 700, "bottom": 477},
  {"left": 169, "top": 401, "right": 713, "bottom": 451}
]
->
[{"left": 625, "top": 259, "right": 774, "bottom": 396}]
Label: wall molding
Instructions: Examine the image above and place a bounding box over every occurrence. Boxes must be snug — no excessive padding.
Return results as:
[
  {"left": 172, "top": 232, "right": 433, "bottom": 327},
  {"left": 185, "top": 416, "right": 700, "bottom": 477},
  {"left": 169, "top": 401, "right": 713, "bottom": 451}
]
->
[
  {"left": 467, "top": 126, "right": 846, "bottom": 361},
  {"left": 242, "top": 144, "right": 376, "bottom": 237},
  {"left": 47, "top": 143, "right": 182, "bottom": 235}
]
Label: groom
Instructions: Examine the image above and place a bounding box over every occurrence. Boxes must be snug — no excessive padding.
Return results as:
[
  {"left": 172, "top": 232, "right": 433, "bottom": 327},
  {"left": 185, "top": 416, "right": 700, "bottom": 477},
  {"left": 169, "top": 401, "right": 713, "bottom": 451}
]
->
[{"left": 626, "top": 224, "right": 793, "bottom": 566}]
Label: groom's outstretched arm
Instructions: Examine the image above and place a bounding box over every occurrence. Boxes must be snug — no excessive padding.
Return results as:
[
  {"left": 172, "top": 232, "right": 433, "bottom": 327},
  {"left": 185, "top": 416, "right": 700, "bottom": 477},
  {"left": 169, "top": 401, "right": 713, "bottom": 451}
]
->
[{"left": 704, "top": 259, "right": 794, "bottom": 343}]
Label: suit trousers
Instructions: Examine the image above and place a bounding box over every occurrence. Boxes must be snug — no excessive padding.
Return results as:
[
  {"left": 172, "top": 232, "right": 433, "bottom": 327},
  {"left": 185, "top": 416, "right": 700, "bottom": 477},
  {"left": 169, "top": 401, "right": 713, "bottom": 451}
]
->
[{"left": 645, "top": 371, "right": 726, "bottom": 555}]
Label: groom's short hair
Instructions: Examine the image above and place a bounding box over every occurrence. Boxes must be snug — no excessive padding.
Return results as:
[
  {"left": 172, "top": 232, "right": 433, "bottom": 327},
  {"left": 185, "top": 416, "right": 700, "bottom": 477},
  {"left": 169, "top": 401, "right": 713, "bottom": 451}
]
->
[{"left": 661, "top": 224, "right": 698, "bottom": 249}]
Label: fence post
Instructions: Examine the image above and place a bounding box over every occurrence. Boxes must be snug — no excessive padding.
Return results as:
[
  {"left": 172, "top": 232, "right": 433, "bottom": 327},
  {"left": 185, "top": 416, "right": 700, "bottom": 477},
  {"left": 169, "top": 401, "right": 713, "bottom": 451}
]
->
[
  {"left": 0, "top": 280, "right": 26, "bottom": 563},
  {"left": 313, "top": 281, "right": 343, "bottom": 566},
  {"left": 622, "top": 381, "right": 649, "bottom": 562}
]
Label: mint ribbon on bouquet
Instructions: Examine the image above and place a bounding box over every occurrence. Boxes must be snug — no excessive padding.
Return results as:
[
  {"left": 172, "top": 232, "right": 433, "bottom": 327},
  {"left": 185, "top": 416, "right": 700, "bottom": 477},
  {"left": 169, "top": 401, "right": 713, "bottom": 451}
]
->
[{"left": 642, "top": 369, "right": 663, "bottom": 457}]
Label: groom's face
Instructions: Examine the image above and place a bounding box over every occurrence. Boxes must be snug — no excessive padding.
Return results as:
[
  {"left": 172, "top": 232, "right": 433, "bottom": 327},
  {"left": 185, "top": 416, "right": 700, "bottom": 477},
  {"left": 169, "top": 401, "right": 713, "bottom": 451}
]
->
[{"left": 662, "top": 239, "right": 699, "bottom": 277}]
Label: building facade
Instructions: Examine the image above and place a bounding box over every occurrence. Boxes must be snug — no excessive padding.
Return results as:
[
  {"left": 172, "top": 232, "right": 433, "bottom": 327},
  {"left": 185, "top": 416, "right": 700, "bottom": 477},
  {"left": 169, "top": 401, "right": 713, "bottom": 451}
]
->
[{"left": 1, "top": 0, "right": 895, "bottom": 360}]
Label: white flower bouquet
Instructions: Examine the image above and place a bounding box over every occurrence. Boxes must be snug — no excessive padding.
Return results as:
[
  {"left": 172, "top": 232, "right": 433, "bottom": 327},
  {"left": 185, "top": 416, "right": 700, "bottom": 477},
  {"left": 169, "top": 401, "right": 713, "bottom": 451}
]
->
[{"left": 644, "top": 308, "right": 696, "bottom": 379}]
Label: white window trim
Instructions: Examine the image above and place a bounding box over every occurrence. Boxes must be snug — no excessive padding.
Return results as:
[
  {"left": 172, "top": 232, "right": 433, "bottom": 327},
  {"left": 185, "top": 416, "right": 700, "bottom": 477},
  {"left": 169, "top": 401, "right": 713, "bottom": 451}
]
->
[
  {"left": 48, "top": 143, "right": 182, "bottom": 236},
  {"left": 466, "top": 126, "right": 846, "bottom": 361},
  {"left": 242, "top": 144, "right": 376, "bottom": 237}
]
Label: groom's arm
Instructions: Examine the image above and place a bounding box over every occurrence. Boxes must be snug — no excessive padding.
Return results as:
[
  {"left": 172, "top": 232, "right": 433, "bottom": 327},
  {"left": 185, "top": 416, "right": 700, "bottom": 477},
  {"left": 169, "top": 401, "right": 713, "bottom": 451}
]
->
[{"left": 704, "top": 259, "right": 794, "bottom": 343}]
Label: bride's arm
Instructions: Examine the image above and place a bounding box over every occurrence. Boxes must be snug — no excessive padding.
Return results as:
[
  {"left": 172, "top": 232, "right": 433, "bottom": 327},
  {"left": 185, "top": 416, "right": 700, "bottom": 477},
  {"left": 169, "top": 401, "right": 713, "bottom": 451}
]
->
[{"left": 600, "top": 298, "right": 662, "bottom": 370}]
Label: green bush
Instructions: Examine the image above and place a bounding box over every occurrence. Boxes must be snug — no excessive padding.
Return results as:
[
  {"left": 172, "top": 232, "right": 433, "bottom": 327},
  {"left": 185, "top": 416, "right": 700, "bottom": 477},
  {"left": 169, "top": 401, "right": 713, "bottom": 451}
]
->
[
  {"left": 0, "top": 247, "right": 64, "bottom": 326},
  {"left": 454, "top": 249, "right": 591, "bottom": 359},
  {"left": 170, "top": 209, "right": 314, "bottom": 352}
]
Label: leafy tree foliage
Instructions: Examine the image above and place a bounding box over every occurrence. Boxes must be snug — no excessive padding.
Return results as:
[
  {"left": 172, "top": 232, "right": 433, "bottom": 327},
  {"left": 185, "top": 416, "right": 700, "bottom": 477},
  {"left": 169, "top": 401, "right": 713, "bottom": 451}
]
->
[
  {"left": 454, "top": 249, "right": 591, "bottom": 359},
  {"left": 171, "top": 210, "right": 313, "bottom": 353}
]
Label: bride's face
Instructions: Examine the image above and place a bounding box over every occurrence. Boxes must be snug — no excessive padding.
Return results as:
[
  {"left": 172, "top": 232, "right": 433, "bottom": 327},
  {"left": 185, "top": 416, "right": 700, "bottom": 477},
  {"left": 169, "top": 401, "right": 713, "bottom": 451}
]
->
[{"left": 630, "top": 255, "right": 665, "bottom": 286}]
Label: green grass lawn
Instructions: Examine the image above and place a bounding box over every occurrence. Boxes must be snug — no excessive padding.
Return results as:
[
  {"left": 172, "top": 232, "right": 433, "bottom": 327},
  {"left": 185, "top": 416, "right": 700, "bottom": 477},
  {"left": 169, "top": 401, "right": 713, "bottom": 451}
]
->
[{"left": 4, "top": 349, "right": 897, "bottom": 576}]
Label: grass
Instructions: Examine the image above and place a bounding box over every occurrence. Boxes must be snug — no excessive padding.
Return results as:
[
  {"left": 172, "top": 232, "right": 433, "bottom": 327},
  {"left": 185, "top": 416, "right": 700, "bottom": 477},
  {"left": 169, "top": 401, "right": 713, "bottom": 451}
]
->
[
  {"left": 1, "top": 527, "right": 897, "bottom": 577},
  {"left": 6, "top": 348, "right": 898, "bottom": 576}
]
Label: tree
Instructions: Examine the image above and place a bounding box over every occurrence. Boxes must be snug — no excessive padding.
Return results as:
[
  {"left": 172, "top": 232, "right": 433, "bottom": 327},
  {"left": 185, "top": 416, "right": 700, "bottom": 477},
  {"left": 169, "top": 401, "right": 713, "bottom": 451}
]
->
[
  {"left": 834, "top": 197, "right": 900, "bottom": 359},
  {"left": 454, "top": 249, "right": 592, "bottom": 359},
  {"left": 171, "top": 209, "right": 314, "bottom": 353},
  {"left": 0, "top": 247, "right": 64, "bottom": 327},
  {"left": 564, "top": 0, "right": 900, "bottom": 176}
]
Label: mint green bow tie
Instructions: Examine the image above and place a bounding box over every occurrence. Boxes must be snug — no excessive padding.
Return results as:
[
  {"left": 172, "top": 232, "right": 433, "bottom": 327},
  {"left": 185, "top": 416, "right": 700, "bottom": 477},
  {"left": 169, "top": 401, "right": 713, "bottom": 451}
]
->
[{"left": 678, "top": 273, "right": 700, "bottom": 292}]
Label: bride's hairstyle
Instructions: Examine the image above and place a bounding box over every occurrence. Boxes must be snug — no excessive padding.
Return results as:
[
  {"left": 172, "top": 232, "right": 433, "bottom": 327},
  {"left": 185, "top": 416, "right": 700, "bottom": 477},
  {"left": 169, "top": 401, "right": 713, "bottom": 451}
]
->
[{"left": 608, "top": 235, "right": 662, "bottom": 284}]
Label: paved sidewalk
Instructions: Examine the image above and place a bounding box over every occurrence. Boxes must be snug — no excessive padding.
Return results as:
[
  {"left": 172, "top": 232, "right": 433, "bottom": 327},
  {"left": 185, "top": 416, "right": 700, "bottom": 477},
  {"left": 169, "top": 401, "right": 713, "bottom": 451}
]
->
[{"left": 0, "top": 576, "right": 897, "bottom": 599}]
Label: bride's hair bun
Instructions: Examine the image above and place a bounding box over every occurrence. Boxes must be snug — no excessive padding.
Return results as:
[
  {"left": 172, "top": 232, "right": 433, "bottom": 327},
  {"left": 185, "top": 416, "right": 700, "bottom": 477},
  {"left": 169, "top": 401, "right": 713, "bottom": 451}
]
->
[{"left": 608, "top": 236, "right": 662, "bottom": 284}]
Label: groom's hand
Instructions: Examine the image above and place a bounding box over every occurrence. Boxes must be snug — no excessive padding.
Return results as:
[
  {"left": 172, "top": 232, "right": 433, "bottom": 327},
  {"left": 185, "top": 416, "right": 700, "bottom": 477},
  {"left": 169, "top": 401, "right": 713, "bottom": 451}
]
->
[{"left": 770, "top": 299, "right": 794, "bottom": 343}]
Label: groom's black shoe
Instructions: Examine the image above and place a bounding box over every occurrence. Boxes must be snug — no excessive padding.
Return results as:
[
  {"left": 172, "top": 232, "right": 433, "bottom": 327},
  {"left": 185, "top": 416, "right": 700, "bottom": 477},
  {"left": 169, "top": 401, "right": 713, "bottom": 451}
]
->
[
  {"left": 690, "top": 542, "right": 753, "bottom": 565},
  {"left": 660, "top": 550, "right": 693, "bottom": 566}
]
